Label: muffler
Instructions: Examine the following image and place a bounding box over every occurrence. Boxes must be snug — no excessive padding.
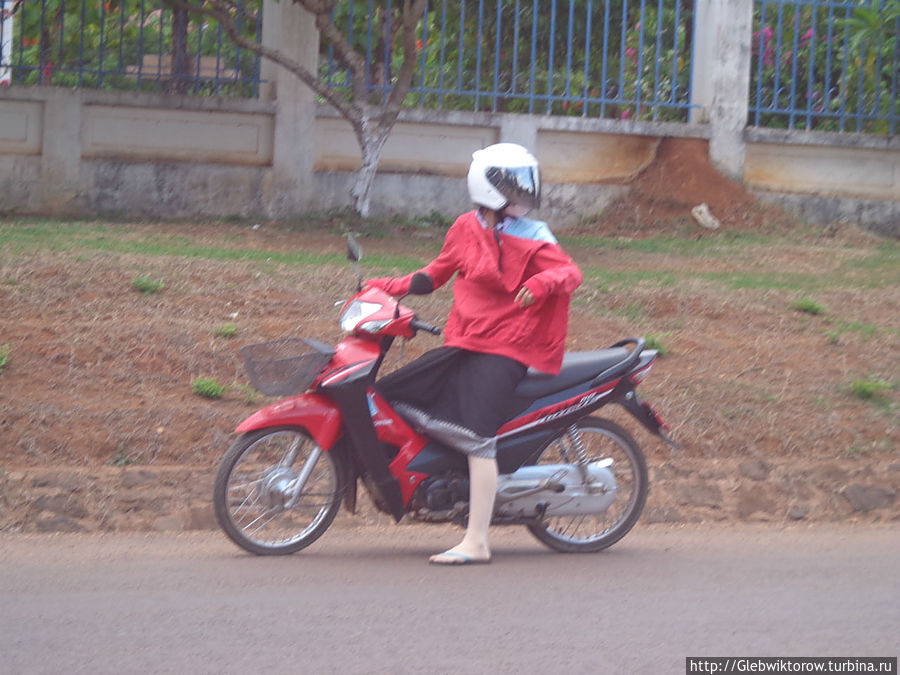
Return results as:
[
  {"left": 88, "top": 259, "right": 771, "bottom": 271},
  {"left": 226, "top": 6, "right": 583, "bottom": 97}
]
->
[{"left": 494, "top": 460, "right": 617, "bottom": 518}]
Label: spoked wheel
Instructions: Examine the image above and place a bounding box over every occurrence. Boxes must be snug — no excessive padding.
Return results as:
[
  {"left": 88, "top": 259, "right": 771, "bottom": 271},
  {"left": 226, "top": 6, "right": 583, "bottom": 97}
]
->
[
  {"left": 214, "top": 426, "right": 345, "bottom": 555},
  {"left": 526, "top": 417, "right": 648, "bottom": 553}
]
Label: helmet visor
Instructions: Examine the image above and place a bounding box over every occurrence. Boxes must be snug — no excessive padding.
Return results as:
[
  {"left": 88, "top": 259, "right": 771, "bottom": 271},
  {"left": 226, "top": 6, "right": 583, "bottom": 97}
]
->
[{"left": 485, "top": 165, "right": 541, "bottom": 210}]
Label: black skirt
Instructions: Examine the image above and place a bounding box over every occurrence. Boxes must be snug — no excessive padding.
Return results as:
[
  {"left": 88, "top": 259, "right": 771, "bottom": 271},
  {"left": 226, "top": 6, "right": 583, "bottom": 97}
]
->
[{"left": 375, "top": 347, "right": 527, "bottom": 439}]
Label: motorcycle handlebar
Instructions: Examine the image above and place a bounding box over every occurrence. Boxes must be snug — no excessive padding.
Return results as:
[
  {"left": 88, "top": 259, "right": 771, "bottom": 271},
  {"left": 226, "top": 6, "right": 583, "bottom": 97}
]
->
[{"left": 410, "top": 318, "right": 442, "bottom": 336}]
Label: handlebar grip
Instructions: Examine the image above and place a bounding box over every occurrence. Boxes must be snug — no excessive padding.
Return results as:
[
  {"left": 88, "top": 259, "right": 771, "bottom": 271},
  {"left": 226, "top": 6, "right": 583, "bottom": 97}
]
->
[{"left": 410, "top": 318, "right": 442, "bottom": 336}]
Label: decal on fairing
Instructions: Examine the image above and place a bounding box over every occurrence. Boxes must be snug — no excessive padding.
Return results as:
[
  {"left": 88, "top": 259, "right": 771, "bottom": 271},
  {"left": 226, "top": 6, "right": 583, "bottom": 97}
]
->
[
  {"left": 535, "top": 388, "right": 614, "bottom": 425},
  {"left": 499, "top": 384, "right": 618, "bottom": 437},
  {"left": 366, "top": 392, "right": 392, "bottom": 427}
]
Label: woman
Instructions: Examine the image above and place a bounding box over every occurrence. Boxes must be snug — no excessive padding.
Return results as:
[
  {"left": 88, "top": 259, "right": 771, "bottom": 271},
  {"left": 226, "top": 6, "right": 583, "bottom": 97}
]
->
[{"left": 368, "top": 143, "right": 582, "bottom": 565}]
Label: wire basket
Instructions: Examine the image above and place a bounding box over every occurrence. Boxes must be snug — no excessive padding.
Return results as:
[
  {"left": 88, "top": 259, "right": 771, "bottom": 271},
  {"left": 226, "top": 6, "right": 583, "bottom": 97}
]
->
[{"left": 240, "top": 338, "right": 334, "bottom": 397}]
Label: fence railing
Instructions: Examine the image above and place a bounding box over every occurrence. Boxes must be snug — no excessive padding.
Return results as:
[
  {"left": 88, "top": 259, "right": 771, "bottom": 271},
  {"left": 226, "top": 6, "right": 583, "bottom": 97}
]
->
[
  {"left": 323, "top": 0, "right": 697, "bottom": 122},
  {"left": 2, "top": 0, "right": 897, "bottom": 135},
  {"left": 750, "top": 0, "right": 899, "bottom": 134},
  {"left": 0, "top": 0, "right": 263, "bottom": 96}
]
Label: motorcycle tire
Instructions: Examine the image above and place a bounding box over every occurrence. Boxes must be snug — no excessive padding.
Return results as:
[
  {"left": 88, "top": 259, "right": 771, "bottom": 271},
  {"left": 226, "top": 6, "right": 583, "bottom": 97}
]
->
[
  {"left": 526, "top": 417, "right": 648, "bottom": 553},
  {"left": 214, "top": 426, "right": 346, "bottom": 555}
]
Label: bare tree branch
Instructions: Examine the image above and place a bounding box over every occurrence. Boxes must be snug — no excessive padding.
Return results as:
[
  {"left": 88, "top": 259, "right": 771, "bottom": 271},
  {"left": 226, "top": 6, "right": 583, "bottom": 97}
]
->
[
  {"left": 165, "top": 0, "right": 428, "bottom": 215},
  {"left": 162, "top": 0, "right": 357, "bottom": 120},
  {"left": 383, "top": 0, "right": 427, "bottom": 121}
]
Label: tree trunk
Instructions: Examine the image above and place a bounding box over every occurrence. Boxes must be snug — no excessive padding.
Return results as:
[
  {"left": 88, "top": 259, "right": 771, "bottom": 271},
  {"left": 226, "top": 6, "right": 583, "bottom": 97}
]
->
[
  {"left": 351, "top": 124, "right": 391, "bottom": 218},
  {"left": 164, "top": 0, "right": 427, "bottom": 217},
  {"left": 170, "top": 7, "right": 192, "bottom": 95}
]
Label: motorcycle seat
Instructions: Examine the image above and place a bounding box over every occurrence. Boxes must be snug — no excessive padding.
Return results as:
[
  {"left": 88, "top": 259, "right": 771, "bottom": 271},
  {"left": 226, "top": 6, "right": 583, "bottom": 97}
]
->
[{"left": 515, "top": 348, "right": 631, "bottom": 399}]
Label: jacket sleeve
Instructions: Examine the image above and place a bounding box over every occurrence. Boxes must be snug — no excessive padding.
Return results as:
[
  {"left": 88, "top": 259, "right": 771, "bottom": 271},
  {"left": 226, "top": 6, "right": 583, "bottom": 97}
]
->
[
  {"left": 365, "top": 276, "right": 413, "bottom": 296},
  {"left": 366, "top": 218, "right": 465, "bottom": 296},
  {"left": 521, "top": 243, "right": 583, "bottom": 302}
]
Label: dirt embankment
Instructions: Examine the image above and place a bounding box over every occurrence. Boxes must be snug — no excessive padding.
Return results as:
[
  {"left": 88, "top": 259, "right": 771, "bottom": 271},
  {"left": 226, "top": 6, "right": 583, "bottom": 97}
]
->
[{"left": 1, "top": 138, "right": 897, "bottom": 533}]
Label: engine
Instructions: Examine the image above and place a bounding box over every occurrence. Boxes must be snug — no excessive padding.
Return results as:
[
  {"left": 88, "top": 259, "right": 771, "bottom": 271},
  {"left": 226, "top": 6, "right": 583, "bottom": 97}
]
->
[{"left": 410, "top": 474, "right": 469, "bottom": 523}]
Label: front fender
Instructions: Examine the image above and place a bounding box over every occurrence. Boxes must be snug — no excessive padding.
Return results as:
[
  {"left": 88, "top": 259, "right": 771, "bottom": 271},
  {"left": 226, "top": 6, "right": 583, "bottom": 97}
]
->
[{"left": 235, "top": 393, "right": 343, "bottom": 450}]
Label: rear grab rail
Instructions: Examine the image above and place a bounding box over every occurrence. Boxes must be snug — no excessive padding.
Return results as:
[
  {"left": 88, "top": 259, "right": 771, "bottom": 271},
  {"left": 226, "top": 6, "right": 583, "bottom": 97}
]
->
[{"left": 588, "top": 338, "right": 646, "bottom": 387}]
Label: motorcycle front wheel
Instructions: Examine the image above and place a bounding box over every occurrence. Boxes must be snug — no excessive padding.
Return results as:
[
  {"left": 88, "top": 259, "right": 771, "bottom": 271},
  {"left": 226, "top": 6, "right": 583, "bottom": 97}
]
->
[
  {"left": 214, "top": 426, "right": 345, "bottom": 555},
  {"left": 526, "top": 417, "right": 648, "bottom": 553}
]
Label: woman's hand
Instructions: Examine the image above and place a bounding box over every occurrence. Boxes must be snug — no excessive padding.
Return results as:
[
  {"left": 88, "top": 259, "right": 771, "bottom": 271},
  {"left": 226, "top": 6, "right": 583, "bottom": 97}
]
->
[{"left": 515, "top": 286, "right": 535, "bottom": 308}]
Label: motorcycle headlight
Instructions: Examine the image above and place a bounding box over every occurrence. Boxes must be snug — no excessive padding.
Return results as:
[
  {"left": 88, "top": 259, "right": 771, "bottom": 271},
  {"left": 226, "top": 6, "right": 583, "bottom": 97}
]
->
[
  {"left": 359, "top": 319, "right": 391, "bottom": 333},
  {"left": 339, "top": 299, "right": 383, "bottom": 333}
]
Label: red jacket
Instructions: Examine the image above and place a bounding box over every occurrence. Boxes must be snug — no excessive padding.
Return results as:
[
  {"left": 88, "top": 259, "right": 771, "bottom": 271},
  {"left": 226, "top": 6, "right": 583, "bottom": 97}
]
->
[{"left": 368, "top": 211, "right": 582, "bottom": 374}]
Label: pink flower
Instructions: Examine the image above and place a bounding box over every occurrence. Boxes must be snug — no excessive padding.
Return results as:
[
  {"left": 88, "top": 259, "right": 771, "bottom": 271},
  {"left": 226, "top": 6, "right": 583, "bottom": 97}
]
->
[
  {"left": 754, "top": 26, "right": 777, "bottom": 65},
  {"left": 621, "top": 108, "right": 631, "bottom": 120},
  {"left": 625, "top": 47, "right": 637, "bottom": 60}
]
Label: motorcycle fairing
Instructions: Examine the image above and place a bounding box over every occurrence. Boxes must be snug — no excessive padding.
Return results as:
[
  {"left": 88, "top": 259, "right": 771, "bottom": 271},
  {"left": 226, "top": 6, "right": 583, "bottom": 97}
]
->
[
  {"left": 317, "top": 336, "right": 383, "bottom": 388},
  {"left": 498, "top": 379, "right": 620, "bottom": 437},
  {"left": 324, "top": 377, "right": 407, "bottom": 521}
]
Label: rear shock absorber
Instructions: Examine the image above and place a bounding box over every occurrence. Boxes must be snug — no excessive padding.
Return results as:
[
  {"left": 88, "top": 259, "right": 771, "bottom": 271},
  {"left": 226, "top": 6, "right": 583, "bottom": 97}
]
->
[{"left": 564, "top": 424, "right": 591, "bottom": 484}]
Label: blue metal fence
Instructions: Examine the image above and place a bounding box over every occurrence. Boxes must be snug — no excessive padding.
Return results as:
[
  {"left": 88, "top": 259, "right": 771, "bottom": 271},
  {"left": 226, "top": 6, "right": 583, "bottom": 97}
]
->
[
  {"left": 2, "top": 0, "right": 896, "bottom": 135},
  {"left": 0, "top": 0, "right": 263, "bottom": 96},
  {"left": 324, "top": 0, "right": 697, "bottom": 122},
  {"left": 750, "top": 0, "right": 899, "bottom": 134}
]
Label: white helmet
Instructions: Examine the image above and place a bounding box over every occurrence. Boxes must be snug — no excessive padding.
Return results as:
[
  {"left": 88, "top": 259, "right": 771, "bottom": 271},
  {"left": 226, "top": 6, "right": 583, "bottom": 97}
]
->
[{"left": 467, "top": 143, "right": 541, "bottom": 217}]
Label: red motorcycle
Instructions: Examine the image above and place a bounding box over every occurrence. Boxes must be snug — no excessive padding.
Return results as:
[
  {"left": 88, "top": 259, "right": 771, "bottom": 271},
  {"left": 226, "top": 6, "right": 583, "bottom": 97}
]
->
[{"left": 214, "top": 236, "right": 675, "bottom": 555}]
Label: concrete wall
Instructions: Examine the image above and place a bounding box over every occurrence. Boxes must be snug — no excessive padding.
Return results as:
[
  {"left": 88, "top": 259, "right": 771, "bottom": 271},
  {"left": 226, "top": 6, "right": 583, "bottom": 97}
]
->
[
  {"left": 0, "top": 88, "right": 277, "bottom": 218},
  {"left": 0, "top": 0, "right": 897, "bottom": 232}
]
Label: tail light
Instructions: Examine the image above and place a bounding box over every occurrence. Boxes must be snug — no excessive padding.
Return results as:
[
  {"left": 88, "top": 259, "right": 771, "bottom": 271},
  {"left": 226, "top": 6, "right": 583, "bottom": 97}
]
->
[{"left": 630, "top": 363, "right": 653, "bottom": 384}]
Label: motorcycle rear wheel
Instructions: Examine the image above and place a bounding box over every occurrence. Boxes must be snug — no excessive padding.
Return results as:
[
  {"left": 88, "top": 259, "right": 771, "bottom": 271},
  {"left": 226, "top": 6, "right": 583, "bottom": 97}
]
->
[
  {"left": 214, "top": 426, "right": 345, "bottom": 555},
  {"left": 526, "top": 417, "right": 648, "bottom": 553}
]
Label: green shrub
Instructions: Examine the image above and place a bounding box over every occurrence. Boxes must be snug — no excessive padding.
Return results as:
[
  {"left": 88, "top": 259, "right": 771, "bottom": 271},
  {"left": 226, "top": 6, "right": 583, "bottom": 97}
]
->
[
  {"left": 106, "top": 445, "right": 137, "bottom": 467},
  {"left": 791, "top": 298, "right": 825, "bottom": 315},
  {"left": 193, "top": 377, "right": 226, "bottom": 399},
  {"left": 645, "top": 333, "right": 671, "bottom": 357},
  {"left": 132, "top": 275, "right": 165, "bottom": 295},
  {"left": 214, "top": 323, "right": 239, "bottom": 339},
  {"left": 0, "top": 343, "right": 10, "bottom": 374},
  {"left": 849, "top": 376, "right": 890, "bottom": 401},
  {"left": 230, "top": 382, "right": 260, "bottom": 405}
]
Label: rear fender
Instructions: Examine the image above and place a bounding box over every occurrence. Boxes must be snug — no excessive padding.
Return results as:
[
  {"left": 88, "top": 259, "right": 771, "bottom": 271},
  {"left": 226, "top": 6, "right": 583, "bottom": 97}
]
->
[
  {"left": 235, "top": 393, "right": 343, "bottom": 450},
  {"left": 616, "top": 388, "right": 680, "bottom": 450}
]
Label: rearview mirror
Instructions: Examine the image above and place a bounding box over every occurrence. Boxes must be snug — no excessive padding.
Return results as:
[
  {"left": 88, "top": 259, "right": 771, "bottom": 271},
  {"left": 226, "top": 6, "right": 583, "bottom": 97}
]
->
[
  {"left": 347, "top": 233, "right": 363, "bottom": 291},
  {"left": 407, "top": 272, "right": 434, "bottom": 296},
  {"left": 347, "top": 234, "right": 363, "bottom": 263}
]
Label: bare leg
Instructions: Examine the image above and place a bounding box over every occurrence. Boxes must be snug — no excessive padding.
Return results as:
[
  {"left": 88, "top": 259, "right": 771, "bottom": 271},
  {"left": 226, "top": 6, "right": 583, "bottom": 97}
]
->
[{"left": 430, "top": 455, "right": 498, "bottom": 564}]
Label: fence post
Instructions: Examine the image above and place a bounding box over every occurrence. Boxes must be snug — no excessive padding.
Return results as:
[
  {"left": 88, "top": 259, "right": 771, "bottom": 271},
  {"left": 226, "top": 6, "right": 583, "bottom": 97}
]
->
[
  {"left": 0, "top": 0, "right": 13, "bottom": 85},
  {"left": 261, "top": 0, "right": 319, "bottom": 216},
  {"left": 693, "top": 0, "right": 754, "bottom": 182},
  {"left": 39, "top": 90, "right": 84, "bottom": 214},
  {"left": 690, "top": 0, "right": 714, "bottom": 124}
]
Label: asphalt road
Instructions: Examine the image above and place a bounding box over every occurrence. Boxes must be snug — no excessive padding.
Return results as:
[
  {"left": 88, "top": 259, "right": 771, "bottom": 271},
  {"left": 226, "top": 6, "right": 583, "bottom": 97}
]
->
[{"left": 1, "top": 523, "right": 898, "bottom": 674}]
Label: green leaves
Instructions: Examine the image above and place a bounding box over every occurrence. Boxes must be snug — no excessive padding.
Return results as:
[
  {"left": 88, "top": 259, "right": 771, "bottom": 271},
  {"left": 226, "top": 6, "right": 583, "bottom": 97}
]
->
[
  {"left": 752, "top": 0, "right": 899, "bottom": 134},
  {"left": 841, "top": 1, "right": 900, "bottom": 54}
]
